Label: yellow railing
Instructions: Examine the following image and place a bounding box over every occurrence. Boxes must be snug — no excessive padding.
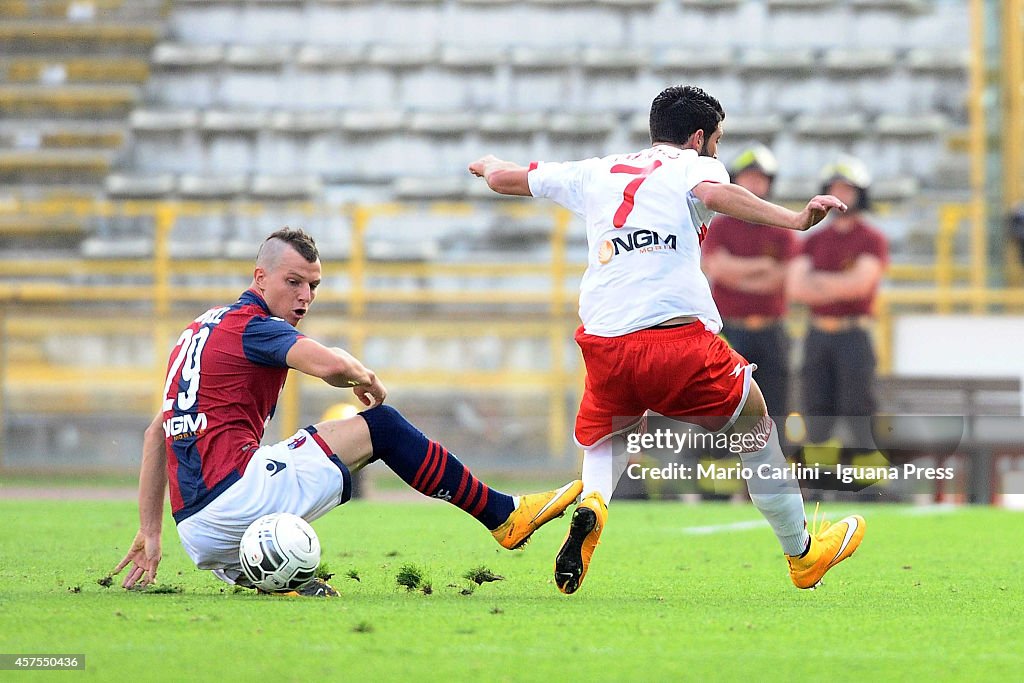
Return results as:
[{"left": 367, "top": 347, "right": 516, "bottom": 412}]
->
[
  {"left": 0, "top": 197, "right": 1016, "bottom": 466},
  {"left": 0, "top": 200, "right": 584, "bottom": 464}
]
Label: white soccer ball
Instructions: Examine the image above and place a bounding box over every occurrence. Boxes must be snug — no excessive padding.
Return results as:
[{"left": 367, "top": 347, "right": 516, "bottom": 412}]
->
[{"left": 239, "top": 512, "right": 321, "bottom": 592}]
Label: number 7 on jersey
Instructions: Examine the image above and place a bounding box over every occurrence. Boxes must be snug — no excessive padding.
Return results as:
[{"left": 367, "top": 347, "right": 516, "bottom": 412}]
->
[{"left": 610, "top": 159, "right": 662, "bottom": 228}]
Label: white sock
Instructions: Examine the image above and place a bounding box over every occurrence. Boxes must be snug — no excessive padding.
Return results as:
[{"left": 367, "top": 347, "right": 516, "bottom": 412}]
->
[
  {"left": 738, "top": 418, "right": 809, "bottom": 556},
  {"left": 580, "top": 437, "right": 629, "bottom": 502}
]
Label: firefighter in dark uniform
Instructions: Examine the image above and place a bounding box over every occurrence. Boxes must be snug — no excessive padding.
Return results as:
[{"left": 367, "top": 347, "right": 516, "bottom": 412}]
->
[
  {"left": 703, "top": 144, "right": 798, "bottom": 423},
  {"left": 787, "top": 156, "right": 889, "bottom": 486}
]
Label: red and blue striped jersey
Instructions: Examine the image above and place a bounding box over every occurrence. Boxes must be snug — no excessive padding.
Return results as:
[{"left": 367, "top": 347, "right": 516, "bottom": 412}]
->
[{"left": 162, "top": 289, "right": 303, "bottom": 522}]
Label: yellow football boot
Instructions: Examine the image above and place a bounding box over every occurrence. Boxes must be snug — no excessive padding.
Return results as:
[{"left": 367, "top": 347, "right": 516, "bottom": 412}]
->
[
  {"left": 491, "top": 480, "right": 584, "bottom": 550},
  {"left": 554, "top": 491, "right": 607, "bottom": 595},
  {"left": 787, "top": 505, "right": 865, "bottom": 589}
]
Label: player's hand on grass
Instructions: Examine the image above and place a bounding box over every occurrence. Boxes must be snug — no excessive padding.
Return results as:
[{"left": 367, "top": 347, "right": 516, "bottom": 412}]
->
[
  {"left": 796, "top": 194, "right": 847, "bottom": 230},
  {"left": 113, "top": 530, "right": 162, "bottom": 589}
]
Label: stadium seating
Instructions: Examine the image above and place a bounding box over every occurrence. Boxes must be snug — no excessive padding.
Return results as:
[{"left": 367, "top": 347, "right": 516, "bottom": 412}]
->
[
  {"left": 130, "top": 1, "right": 968, "bottom": 195},
  {"left": 0, "top": 0, "right": 166, "bottom": 249},
  {"left": 0, "top": 0, "right": 972, "bottom": 263}
]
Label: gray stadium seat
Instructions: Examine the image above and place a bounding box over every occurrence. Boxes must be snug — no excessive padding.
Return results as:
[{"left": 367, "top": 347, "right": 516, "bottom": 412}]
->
[
  {"left": 104, "top": 173, "right": 176, "bottom": 199},
  {"left": 249, "top": 174, "right": 323, "bottom": 200},
  {"left": 268, "top": 110, "right": 342, "bottom": 133},
  {"left": 129, "top": 111, "right": 203, "bottom": 174},
  {"left": 871, "top": 176, "right": 919, "bottom": 202},
  {"left": 548, "top": 112, "right": 617, "bottom": 138},
  {"left": 850, "top": 0, "right": 928, "bottom": 12},
  {"left": 178, "top": 173, "right": 247, "bottom": 199},
  {"left": 906, "top": 48, "right": 969, "bottom": 73},
  {"left": 340, "top": 109, "right": 406, "bottom": 133},
  {"left": 738, "top": 49, "right": 816, "bottom": 75},
  {"left": 719, "top": 114, "right": 785, "bottom": 146},
  {"left": 510, "top": 46, "right": 579, "bottom": 69},
  {"left": 478, "top": 111, "right": 548, "bottom": 136},
  {"left": 367, "top": 44, "right": 437, "bottom": 68},
  {"left": 151, "top": 43, "right": 223, "bottom": 68},
  {"left": 794, "top": 112, "right": 868, "bottom": 138},
  {"left": 766, "top": 0, "right": 837, "bottom": 8},
  {"left": 392, "top": 176, "right": 468, "bottom": 201},
  {"left": 201, "top": 109, "right": 269, "bottom": 133},
  {"left": 439, "top": 45, "right": 507, "bottom": 69},
  {"left": 824, "top": 48, "right": 897, "bottom": 75},
  {"left": 771, "top": 177, "right": 819, "bottom": 202},
  {"left": 876, "top": 113, "right": 948, "bottom": 138},
  {"left": 581, "top": 46, "right": 648, "bottom": 72},
  {"left": 80, "top": 235, "right": 154, "bottom": 259},
  {"left": 408, "top": 111, "right": 477, "bottom": 135},
  {"left": 763, "top": 0, "right": 846, "bottom": 48},
  {"left": 681, "top": 0, "right": 742, "bottom": 8},
  {"left": 296, "top": 44, "right": 366, "bottom": 68},
  {"left": 595, "top": 0, "right": 660, "bottom": 8},
  {"left": 652, "top": 47, "right": 732, "bottom": 72},
  {"left": 476, "top": 112, "right": 546, "bottom": 170},
  {"left": 526, "top": 0, "right": 592, "bottom": 6},
  {"left": 225, "top": 44, "right": 292, "bottom": 69},
  {"left": 130, "top": 108, "right": 199, "bottom": 132}
]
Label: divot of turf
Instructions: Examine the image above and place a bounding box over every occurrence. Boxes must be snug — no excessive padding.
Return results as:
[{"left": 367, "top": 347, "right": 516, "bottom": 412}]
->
[
  {"left": 315, "top": 562, "right": 334, "bottom": 581},
  {"left": 395, "top": 563, "right": 424, "bottom": 591},
  {"left": 463, "top": 566, "right": 505, "bottom": 585}
]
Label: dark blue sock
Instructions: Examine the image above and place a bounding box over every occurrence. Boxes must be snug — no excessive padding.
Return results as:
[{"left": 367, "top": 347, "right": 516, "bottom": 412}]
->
[{"left": 360, "top": 405, "right": 515, "bottom": 530}]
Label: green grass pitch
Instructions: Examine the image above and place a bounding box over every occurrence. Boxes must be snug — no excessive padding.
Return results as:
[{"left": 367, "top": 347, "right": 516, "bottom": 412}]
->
[{"left": 0, "top": 499, "right": 1020, "bottom": 681}]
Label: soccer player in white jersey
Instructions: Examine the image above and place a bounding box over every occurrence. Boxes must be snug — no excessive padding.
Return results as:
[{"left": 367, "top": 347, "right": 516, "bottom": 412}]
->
[{"left": 469, "top": 85, "right": 865, "bottom": 594}]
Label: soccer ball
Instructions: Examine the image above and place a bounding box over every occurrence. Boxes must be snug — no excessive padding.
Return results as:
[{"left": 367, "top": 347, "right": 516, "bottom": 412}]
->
[{"left": 239, "top": 513, "right": 321, "bottom": 592}]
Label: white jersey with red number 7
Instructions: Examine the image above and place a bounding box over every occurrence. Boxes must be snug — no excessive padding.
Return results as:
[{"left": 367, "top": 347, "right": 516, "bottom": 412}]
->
[{"left": 527, "top": 144, "right": 730, "bottom": 337}]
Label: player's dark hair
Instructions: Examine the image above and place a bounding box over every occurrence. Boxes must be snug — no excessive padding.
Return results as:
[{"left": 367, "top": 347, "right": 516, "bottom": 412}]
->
[
  {"left": 262, "top": 227, "right": 319, "bottom": 263},
  {"left": 649, "top": 85, "right": 724, "bottom": 147}
]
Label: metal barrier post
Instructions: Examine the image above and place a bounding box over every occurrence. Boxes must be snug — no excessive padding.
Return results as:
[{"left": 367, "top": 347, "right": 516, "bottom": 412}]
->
[
  {"left": 935, "top": 205, "right": 959, "bottom": 313},
  {"left": 969, "top": 0, "right": 988, "bottom": 312},
  {"left": 549, "top": 209, "right": 572, "bottom": 459},
  {"left": 350, "top": 205, "right": 368, "bottom": 317}
]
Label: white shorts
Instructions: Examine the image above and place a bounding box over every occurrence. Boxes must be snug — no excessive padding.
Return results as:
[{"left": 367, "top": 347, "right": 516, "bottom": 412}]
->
[{"left": 176, "top": 426, "right": 352, "bottom": 585}]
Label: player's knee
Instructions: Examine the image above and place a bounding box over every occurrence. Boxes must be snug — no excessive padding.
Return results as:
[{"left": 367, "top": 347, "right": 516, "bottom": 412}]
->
[{"left": 361, "top": 404, "right": 423, "bottom": 458}]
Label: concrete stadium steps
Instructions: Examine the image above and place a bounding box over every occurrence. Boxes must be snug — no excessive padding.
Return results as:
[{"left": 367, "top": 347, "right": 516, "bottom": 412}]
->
[
  {"left": 0, "top": 148, "right": 114, "bottom": 182},
  {"left": 0, "top": 211, "right": 88, "bottom": 252},
  {"left": 1, "top": 2, "right": 166, "bottom": 199},
  {"left": 0, "top": 120, "right": 125, "bottom": 150},
  {"left": 0, "top": 21, "right": 163, "bottom": 55},
  {"left": 0, "top": 57, "right": 150, "bottom": 85},
  {"left": 0, "top": 84, "right": 139, "bottom": 118},
  {"left": 122, "top": 102, "right": 953, "bottom": 190},
  {"left": 0, "top": 0, "right": 167, "bottom": 20}
]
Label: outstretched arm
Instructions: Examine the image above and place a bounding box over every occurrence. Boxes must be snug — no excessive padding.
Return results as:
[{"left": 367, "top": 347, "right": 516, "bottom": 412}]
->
[
  {"left": 286, "top": 337, "right": 387, "bottom": 408},
  {"left": 111, "top": 411, "right": 166, "bottom": 589},
  {"left": 468, "top": 155, "right": 532, "bottom": 196},
  {"left": 693, "top": 182, "right": 846, "bottom": 231}
]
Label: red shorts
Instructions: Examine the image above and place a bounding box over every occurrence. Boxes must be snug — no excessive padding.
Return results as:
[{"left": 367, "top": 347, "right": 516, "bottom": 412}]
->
[{"left": 574, "top": 323, "right": 753, "bottom": 448}]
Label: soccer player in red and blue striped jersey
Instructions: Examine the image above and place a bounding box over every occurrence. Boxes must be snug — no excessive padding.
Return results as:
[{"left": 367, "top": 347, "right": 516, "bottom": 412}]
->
[{"left": 114, "top": 228, "right": 581, "bottom": 593}]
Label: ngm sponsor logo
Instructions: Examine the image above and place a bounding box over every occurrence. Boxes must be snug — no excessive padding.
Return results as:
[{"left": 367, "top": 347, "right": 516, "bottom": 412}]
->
[
  {"left": 163, "top": 413, "right": 208, "bottom": 439},
  {"left": 598, "top": 229, "right": 677, "bottom": 264}
]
